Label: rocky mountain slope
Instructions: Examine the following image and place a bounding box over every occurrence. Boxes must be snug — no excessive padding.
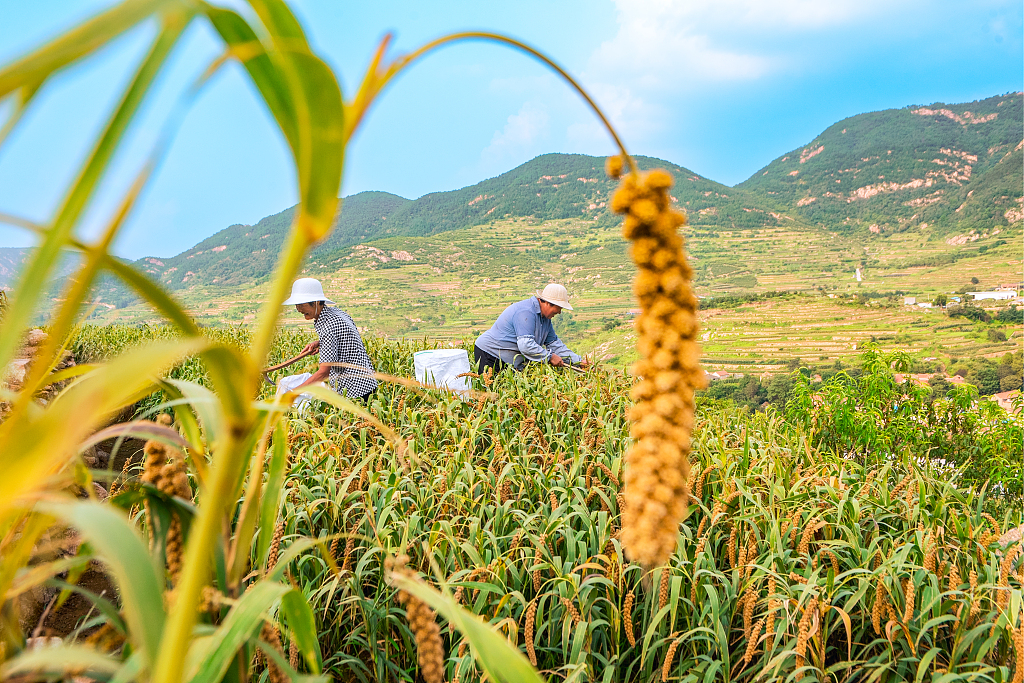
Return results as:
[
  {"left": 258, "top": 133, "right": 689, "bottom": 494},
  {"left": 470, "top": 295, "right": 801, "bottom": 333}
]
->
[
  {"left": 738, "top": 93, "right": 1023, "bottom": 237},
  {"left": 0, "top": 247, "right": 80, "bottom": 290}
]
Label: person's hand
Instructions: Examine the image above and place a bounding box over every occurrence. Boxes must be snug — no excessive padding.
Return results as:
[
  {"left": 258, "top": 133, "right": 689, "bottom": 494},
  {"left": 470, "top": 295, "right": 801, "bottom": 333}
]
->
[
  {"left": 550, "top": 353, "right": 565, "bottom": 367},
  {"left": 577, "top": 357, "right": 592, "bottom": 369},
  {"left": 301, "top": 340, "right": 319, "bottom": 356}
]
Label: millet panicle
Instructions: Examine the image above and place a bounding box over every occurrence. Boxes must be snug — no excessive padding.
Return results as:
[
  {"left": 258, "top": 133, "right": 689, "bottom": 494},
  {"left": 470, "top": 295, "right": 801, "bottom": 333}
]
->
[{"left": 609, "top": 161, "right": 704, "bottom": 567}]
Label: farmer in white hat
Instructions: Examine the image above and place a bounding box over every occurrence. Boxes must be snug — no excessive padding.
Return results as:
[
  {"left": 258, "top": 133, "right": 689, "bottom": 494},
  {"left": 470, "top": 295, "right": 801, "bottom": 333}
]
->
[
  {"left": 271, "top": 278, "right": 378, "bottom": 402},
  {"left": 473, "top": 283, "right": 590, "bottom": 374}
]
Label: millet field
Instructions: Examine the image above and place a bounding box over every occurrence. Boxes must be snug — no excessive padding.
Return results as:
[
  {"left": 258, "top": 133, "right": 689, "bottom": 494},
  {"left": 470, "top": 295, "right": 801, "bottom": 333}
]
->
[
  {"left": 59, "top": 325, "right": 1024, "bottom": 682},
  {"left": 1, "top": 2, "right": 1022, "bottom": 682}
]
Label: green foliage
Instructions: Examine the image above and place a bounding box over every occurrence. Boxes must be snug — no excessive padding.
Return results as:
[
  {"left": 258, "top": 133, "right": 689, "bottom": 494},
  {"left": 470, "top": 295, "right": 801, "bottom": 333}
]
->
[
  {"left": 946, "top": 352, "right": 1022, "bottom": 397},
  {"left": 701, "top": 376, "right": 767, "bottom": 411},
  {"left": 987, "top": 328, "right": 1008, "bottom": 343},
  {"left": 996, "top": 305, "right": 1024, "bottom": 325},
  {"left": 232, "top": 334, "right": 1023, "bottom": 681},
  {"left": 103, "top": 154, "right": 805, "bottom": 295},
  {"left": 788, "top": 345, "right": 1023, "bottom": 503},
  {"left": 948, "top": 303, "right": 992, "bottom": 323},
  {"left": 698, "top": 290, "right": 797, "bottom": 310}
]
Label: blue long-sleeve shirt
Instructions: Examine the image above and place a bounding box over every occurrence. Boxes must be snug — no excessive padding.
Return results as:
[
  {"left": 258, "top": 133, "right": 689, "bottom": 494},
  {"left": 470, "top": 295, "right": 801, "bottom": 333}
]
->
[{"left": 474, "top": 296, "right": 581, "bottom": 370}]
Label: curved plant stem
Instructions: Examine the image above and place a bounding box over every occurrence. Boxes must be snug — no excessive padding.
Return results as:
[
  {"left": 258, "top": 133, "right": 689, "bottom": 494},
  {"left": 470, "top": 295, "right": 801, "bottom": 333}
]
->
[{"left": 345, "top": 31, "right": 637, "bottom": 176}]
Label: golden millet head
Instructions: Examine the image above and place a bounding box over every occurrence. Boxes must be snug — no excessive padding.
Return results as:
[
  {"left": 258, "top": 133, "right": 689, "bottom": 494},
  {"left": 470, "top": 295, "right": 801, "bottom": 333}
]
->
[
  {"left": 524, "top": 599, "right": 538, "bottom": 665},
  {"left": 260, "top": 622, "right": 288, "bottom": 683},
  {"left": 606, "top": 154, "right": 625, "bottom": 179},
  {"left": 617, "top": 168, "right": 701, "bottom": 567},
  {"left": 659, "top": 568, "right": 671, "bottom": 610},
  {"left": 646, "top": 169, "right": 673, "bottom": 191},
  {"left": 623, "top": 591, "right": 636, "bottom": 647},
  {"left": 743, "top": 617, "right": 764, "bottom": 666},
  {"left": 399, "top": 591, "right": 445, "bottom": 683}
]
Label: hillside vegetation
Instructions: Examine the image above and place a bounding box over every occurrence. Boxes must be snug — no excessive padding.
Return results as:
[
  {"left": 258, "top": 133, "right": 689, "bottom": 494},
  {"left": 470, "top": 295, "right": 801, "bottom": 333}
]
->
[
  {"left": 124, "top": 155, "right": 803, "bottom": 293},
  {"left": 739, "top": 93, "right": 1023, "bottom": 236},
  {"left": 10, "top": 96, "right": 1024, "bottom": 374},
  {"left": 107, "top": 94, "right": 1021, "bottom": 296},
  {"left": 12, "top": 97, "right": 1022, "bottom": 364},
  {"left": 85, "top": 212, "right": 1024, "bottom": 375}
]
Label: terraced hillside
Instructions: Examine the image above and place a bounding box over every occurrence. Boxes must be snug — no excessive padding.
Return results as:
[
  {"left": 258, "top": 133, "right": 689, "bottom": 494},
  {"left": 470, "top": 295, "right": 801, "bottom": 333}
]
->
[
  {"left": 87, "top": 212, "right": 1023, "bottom": 372},
  {"left": 110, "top": 94, "right": 1021, "bottom": 298}
]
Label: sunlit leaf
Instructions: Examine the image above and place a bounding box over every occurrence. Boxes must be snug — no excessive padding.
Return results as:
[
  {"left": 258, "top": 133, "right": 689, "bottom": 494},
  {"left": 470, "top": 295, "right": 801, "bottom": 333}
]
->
[
  {"left": 391, "top": 572, "right": 543, "bottom": 683},
  {"left": 41, "top": 500, "right": 165, "bottom": 668},
  {"left": 187, "top": 580, "right": 289, "bottom": 683},
  {"left": 0, "top": 644, "right": 122, "bottom": 679},
  {"left": 0, "top": 338, "right": 210, "bottom": 524},
  {"left": 281, "top": 588, "right": 322, "bottom": 673}
]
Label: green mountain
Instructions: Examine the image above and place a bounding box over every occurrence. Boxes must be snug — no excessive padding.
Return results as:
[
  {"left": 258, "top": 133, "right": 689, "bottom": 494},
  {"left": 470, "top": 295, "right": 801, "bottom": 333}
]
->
[
  {"left": 21, "top": 92, "right": 1022, "bottom": 313},
  {"left": 0, "top": 247, "right": 90, "bottom": 292},
  {"left": 738, "top": 93, "right": 1023, "bottom": 236},
  {"left": 130, "top": 154, "right": 802, "bottom": 292}
]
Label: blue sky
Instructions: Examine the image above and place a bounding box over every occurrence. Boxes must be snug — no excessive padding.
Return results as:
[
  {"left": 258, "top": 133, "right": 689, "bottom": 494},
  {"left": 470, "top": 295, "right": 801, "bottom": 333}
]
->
[{"left": 0, "top": 0, "right": 1021, "bottom": 260}]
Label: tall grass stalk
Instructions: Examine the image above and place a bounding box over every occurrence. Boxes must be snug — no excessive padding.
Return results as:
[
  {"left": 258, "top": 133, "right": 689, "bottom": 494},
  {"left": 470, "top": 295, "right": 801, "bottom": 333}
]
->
[{"left": 0, "top": 2, "right": 640, "bottom": 681}]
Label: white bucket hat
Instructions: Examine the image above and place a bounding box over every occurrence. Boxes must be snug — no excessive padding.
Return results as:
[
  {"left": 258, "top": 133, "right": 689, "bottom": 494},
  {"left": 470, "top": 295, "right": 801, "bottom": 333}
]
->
[
  {"left": 282, "top": 278, "right": 335, "bottom": 306},
  {"left": 537, "top": 283, "right": 573, "bottom": 311}
]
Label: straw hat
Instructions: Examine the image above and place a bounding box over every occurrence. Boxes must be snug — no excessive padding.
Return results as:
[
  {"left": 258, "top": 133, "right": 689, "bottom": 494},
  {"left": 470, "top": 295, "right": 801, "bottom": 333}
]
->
[
  {"left": 537, "top": 283, "right": 573, "bottom": 311},
  {"left": 282, "top": 278, "right": 335, "bottom": 305}
]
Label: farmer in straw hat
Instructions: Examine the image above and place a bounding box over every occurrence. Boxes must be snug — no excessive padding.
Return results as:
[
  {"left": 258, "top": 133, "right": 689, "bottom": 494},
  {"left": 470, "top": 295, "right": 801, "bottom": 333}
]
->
[
  {"left": 473, "top": 283, "right": 590, "bottom": 374},
  {"left": 269, "top": 278, "right": 378, "bottom": 402}
]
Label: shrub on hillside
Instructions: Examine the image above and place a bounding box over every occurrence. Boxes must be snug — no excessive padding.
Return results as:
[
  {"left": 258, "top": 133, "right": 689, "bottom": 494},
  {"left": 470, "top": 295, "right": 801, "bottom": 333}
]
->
[
  {"left": 996, "top": 304, "right": 1024, "bottom": 324},
  {"left": 787, "top": 345, "right": 1023, "bottom": 503},
  {"left": 947, "top": 303, "right": 991, "bottom": 323},
  {"left": 987, "top": 328, "right": 1008, "bottom": 342}
]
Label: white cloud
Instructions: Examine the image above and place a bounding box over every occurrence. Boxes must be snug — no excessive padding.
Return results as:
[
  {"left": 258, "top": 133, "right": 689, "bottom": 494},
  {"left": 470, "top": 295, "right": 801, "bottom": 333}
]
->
[
  {"left": 589, "top": 0, "right": 898, "bottom": 88},
  {"left": 591, "top": 2, "right": 767, "bottom": 86},
  {"left": 562, "top": 0, "right": 901, "bottom": 149},
  {"left": 480, "top": 101, "right": 551, "bottom": 163},
  {"left": 566, "top": 82, "right": 655, "bottom": 151},
  {"left": 695, "top": 0, "right": 884, "bottom": 29}
]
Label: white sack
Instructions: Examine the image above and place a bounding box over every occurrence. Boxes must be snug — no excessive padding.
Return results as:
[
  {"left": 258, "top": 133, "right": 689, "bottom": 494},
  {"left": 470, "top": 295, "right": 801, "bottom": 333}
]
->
[
  {"left": 276, "top": 372, "right": 314, "bottom": 411},
  {"left": 414, "top": 349, "right": 471, "bottom": 396}
]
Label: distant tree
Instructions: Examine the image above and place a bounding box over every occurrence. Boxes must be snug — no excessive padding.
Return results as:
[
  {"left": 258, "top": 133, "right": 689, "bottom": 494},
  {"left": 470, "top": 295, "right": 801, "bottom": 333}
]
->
[
  {"left": 948, "top": 304, "right": 991, "bottom": 323},
  {"left": 766, "top": 374, "right": 796, "bottom": 408},
  {"left": 970, "top": 365, "right": 1000, "bottom": 395},
  {"left": 1001, "top": 374, "right": 1023, "bottom": 393},
  {"left": 742, "top": 378, "right": 764, "bottom": 402},
  {"left": 987, "top": 328, "right": 1008, "bottom": 343},
  {"left": 934, "top": 293, "right": 947, "bottom": 307},
  {"left": 928, "top": 375, "right": 951, "bottom": 401},
  {"left": 971, "top": 276, "right": 980, "bottom": 285},
  {"left": 996, "top": 306, "right": 1023, "bottom": 324}
]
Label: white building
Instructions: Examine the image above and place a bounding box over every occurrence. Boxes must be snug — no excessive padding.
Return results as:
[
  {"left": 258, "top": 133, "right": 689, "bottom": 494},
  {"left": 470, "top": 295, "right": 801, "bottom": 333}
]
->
[
  {"left": 904, "top": 297, "right": 916, "bottom": 305},
  {"left": 969, "top": 290, "right": 1017, "bottom": 301}
]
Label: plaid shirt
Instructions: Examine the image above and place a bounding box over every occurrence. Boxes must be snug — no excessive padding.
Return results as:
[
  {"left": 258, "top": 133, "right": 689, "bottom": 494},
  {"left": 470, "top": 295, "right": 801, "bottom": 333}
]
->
[{"left": 313, "top": 307, "right": 378, "bottom": 398}]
